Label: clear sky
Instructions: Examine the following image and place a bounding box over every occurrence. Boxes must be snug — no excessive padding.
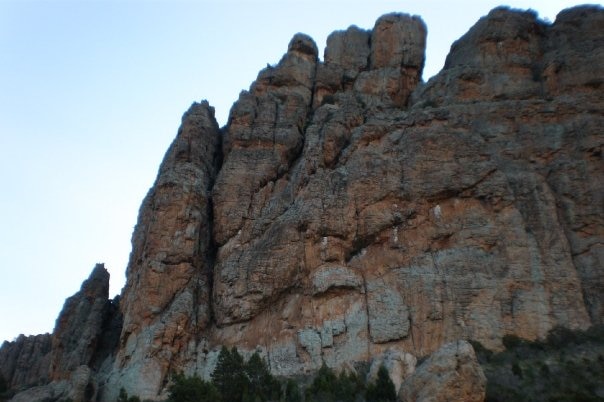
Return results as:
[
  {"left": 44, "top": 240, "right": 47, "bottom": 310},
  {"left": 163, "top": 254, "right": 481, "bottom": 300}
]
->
[{"left": 0, "top": 0, "right": 597, "bottom": 344}]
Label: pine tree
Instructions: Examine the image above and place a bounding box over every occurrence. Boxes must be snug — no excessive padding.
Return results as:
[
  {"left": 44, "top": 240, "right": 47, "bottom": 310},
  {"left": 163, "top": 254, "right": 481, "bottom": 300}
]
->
[
  {"left": 365, "top": 365, "right": 396, "bottom": 402},
  {"left": 284, "top": 379, "right": 302, "bottom": 402},
  {"left": 306, "top": 363, "right": 338, "bottom": 402},
  {"left": 212, "top": 346, "right": 249, "bottom": 402},
  {"left": 334, "top": 370, "right": 364, "bottom": 402},
  {"left": 244, "top": 352, "right": 280, "bottom": 401},
  {"left": 167, "top": 372, "right": 220, "bottom": 402}
]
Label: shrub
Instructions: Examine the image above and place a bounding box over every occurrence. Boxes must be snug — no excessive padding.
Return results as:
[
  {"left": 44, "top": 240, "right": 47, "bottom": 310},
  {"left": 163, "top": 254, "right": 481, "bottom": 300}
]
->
[
  {"left": 502, "top": 334, "right": 524, "bottom": 349},
  {"left": 0, "top": 374, "right": 7, "bottom": 394},
  {"left": 469, "top": 340, "right": 494, "bottom": 363},
  {"left": 167, "top": 373, "right": 220, "bottom": 402},
  {"left": 546, "top": 326, "right": 578, "bottom": 348},
  {"left": 117, "top": 388, "right": 141, "bottom": 402},
  {"left": 366, "top": 365, "right": 396, "bottom": 402}
]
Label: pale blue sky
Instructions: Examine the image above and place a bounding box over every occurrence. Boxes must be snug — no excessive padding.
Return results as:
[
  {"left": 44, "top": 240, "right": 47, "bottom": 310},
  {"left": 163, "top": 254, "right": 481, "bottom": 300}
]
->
[{"left": 0, "top": 0, "right": 595, "bottom": 343}]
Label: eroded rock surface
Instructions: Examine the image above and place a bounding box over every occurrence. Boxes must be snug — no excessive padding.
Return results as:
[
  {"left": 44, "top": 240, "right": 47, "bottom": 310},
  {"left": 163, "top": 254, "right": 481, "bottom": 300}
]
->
[
  {"left": 50, "top": 264, "right": 110, "bottom": 380},
  {"left": 0, "top": 333, "right": 51, "bottom": 391},
  {"left": 398, "top": 340, "right": 486, "bottom": 402},
  {"left": 105, "top": 101, "right": 222, "bottom": 401},
  {"left": 1, "top": 6, "right": 602, "bottom": 402}
]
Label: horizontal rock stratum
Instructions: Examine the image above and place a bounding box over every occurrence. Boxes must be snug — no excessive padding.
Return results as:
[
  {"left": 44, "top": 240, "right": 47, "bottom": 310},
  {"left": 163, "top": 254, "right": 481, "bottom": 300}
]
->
[{"left": 1, "top": 5, "right": 603, "bottom": 402}]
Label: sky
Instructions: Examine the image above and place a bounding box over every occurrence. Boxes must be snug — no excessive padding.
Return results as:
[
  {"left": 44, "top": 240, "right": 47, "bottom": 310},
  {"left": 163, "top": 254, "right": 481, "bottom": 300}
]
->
[{"left": 0, "top": 0, "right": 597, "bottom": 344}]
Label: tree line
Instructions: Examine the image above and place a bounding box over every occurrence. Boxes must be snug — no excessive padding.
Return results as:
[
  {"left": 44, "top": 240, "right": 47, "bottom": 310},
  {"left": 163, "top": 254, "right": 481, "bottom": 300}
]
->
[{"left": 119, "top": 346, "right": 397, "bottom": 402}]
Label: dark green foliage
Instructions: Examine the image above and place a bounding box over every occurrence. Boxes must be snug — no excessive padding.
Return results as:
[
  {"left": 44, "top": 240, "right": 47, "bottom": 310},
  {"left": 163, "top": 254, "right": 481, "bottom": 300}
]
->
[
  {"left": 305, "top": 363, "right": 364, "bottom": 402},
  {"left": 482, "top": 325, "right": 604, "bottom": 402},
  {"left": 117, "top": 387, "right": 141, "bottom": 402},
  {"left": 208, "top": 347, "right": 279, "bottom": 402},
  {"left": 0, "top": 374, "right": 6, "bottom": 394},
  {"left": 244, "top": 352, "right": 280, "bottom": 402},
  {"left": 365, "top": 365, "right": 396, "bottom": 402},
  {"left": 167, "top": 373, "right": 220, "bottom": 402},
  {"left": 163, "top": 347, "right": 281, "bottom": 402},
  {"left": 502, "top": 334, "right": 524, "bottom": 349},
  {"left": 511, "top": 362, "right": 522, "bottom": 378},
  {"left": 469, "top": 340, "right": 494, "bottom": 363},
  {"left": 284, "top": 379, "right": 302, "bottom": 402},
  {"left": 335, "top": 370, "right": 364, "bottom": 402},
  {"left": 212, "top": 346, "right": 248, "bottom": 402},
  {"left": 306, "top": 363, "right": 338, "bottom": 402}
]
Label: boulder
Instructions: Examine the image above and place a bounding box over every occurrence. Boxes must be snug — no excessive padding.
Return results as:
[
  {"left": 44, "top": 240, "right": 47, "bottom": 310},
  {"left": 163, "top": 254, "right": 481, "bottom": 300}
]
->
[{"left": 399, "top": 340, "right": 486, "bottom": 402}]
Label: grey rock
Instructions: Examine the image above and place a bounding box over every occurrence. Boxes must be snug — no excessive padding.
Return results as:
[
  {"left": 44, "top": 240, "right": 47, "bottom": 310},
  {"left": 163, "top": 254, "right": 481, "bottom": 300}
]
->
[
  {"left": 311, "top": 265, "right": 363, "bottom": 295},
  {"left": 0, "top": 334, "right": 51, "bottom": 390},
  {"left": 399, "top": 340, "right": 486, "bottom": 402},
  {"left": 50, "top": 264, "right": 109, "bottom": 380},
  {"left": 367, "top": 281, "right": 410, "bottom": 343}
]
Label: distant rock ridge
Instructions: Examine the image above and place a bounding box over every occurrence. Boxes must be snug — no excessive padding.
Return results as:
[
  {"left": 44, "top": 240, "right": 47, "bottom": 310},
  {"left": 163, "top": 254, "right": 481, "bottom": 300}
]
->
[{"left": 1, "top": 5, "right": 602, "bottom": 402}]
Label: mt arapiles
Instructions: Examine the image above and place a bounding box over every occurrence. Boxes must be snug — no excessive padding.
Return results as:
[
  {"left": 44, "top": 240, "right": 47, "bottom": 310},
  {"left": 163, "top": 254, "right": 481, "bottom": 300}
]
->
[{"left": 1, "top": 5, "right": 603, "bottom": 402}]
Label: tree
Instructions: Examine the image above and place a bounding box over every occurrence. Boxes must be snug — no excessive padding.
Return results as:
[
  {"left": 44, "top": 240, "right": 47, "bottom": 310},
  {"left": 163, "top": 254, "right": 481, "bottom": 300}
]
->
[
  {"left": 244, "top": 352, "right": 280, "bottom": 401},
  {"left": 334, "top": 370, "right": 364, "bottom": 402},
  {"left": 117, "top": 387, "right": 141, "bottom": 402},
  {"left": 167, "top": 373, "right": 220, "bottom": 402},
  {"left": 0, "top": 374, "right": 7, "bottom": 394},
  {"left": 212, "top": 346, "right": 249, "bottom": 402},
  {"left": 306, "top": 363, "right": 338, "bottom": 402},
  {"left": 284, "top": 379, "right": 302, "bottom": 402},
  {"left": 366, "top": 365, "right": 396, "bottom": 402}
]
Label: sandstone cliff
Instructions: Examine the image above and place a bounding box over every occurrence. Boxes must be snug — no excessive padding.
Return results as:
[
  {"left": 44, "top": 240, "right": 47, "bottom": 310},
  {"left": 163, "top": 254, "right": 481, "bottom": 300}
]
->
[{"left": 1, "top": 5, "right": 602, "bottom": 402}]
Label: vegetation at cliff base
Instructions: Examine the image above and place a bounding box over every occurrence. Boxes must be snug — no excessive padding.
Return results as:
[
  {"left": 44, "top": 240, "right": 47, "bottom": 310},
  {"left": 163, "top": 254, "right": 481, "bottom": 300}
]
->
[
  {"left": 472, "top": 325, "right": 604, "bottom": 402},
  {"left": 166, "top": 374, "right": 219, "bottom": 402},
  {"left": 118, "top": 387, "right": 141, "bottom": 402},
  {"left": 365, "top": 365, "right": 397, "bottom": 402},
  {"left": 160, "top": 347, "right": 396, "bottom": 402},
  {"left": 305, "top": 362, "right": 365, "bottom": 402}
]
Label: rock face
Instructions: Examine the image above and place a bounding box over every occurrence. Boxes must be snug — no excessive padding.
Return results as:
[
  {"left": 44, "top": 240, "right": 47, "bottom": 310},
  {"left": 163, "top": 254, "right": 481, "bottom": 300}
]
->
[
  {"left": 103, "top": 101, "right": 222, "bottom": 400},
  {"left": 398, "top": 340, "right": 486, "bottom": 402},
  {"left": 0, "top": 264, "right": 116, "bottom": 402},
  {"left": 0, "top": 333, "right": 51, "bottom": 391},
  {"left": 1, "top": 5, "right": 602, "bottom": 402},
  {"left": 50, "top": 263, "right": 110, "bottom": 380}
]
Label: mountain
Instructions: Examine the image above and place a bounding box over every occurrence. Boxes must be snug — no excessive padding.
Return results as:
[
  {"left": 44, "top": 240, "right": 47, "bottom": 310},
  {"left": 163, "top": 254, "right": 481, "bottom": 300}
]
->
[{"left": 1, "top": 5, "right": 602, "bottom": 402}]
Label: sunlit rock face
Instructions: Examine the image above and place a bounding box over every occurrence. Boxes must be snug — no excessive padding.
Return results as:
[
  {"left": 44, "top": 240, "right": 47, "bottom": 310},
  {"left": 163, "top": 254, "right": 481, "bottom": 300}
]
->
[{"left": 2, "top": 5, "right": 602, "bottom": 402}]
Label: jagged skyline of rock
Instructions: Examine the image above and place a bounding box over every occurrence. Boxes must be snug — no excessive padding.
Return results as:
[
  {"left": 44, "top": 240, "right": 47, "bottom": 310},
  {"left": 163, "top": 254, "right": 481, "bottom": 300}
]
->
[
  {"left": 0, "top": 0, "right": 593, "bottom": 346},
  {"left": 1, "top": 5, "right": 602, "bottom": 401}
]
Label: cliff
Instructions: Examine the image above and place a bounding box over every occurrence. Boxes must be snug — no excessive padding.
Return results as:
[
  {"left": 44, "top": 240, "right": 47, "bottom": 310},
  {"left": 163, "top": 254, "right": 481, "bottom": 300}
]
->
[{"left": 1, "top": 5, "right": 602, "bottom": 402}]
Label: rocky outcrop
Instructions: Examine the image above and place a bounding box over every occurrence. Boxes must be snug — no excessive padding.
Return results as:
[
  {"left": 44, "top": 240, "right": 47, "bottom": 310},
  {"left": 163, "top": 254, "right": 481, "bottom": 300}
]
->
[
  {"left": 1, "top": 5, "right": 602, "bottom": 402},
  {"left": 398, "top": 340, "right": 486, "bottom": 402},
  {"left": 367, "top": 348, "right": 416, "bottom": 393},
  {"left": 9, "top": 366, "right": 94, "bottom": 402},
  {"left": 50, "top": 263, "right": 110, "bottom": 380},
  {"left": 1, "top": 264, "right": 115, "bottom": 402},
  {"left": 103, "top": 101, "right": 222, "bottom": 401},
  {"left": 0, "top": 334, "right": 51, "bottom": 391}
]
